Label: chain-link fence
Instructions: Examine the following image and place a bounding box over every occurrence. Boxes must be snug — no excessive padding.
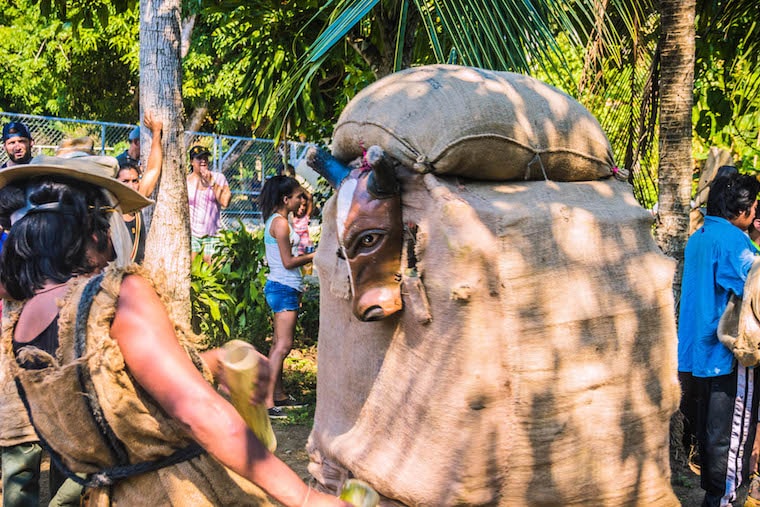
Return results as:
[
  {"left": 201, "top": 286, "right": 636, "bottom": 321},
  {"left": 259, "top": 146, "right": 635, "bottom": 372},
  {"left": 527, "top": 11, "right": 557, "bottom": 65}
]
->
[
  {"left": 0, "top": 112, "right": 316, "bottom": 228},
  {"left": 184, "top": 131, "right": 317, "bottom": 228}
]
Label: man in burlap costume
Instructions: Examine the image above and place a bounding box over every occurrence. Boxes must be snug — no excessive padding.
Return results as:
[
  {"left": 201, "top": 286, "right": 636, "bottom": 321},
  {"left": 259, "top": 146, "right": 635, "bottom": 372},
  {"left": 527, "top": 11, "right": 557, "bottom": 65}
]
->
[
  {"left": 0, "top": 155, "right": 348, "bottom": 507},
  {"left": 306, "top": 65, "right": 681, "bottom": 506}
]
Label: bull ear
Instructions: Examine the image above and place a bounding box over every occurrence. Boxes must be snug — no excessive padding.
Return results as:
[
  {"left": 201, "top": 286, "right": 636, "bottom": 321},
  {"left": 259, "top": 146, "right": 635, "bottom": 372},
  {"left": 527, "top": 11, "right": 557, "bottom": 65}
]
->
[
  {"left": 366, "top": 146, "right": 399, "bottom": 199},
  {"left": 306, "top": 147, "right": 351, "bottom": 189}
]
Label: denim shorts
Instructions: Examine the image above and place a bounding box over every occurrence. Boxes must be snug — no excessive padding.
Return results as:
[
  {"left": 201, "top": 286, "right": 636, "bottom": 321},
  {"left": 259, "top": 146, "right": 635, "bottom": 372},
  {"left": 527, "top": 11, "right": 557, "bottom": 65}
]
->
[{"left": 264, "top": 280, "right": 301, "bottom": 313}]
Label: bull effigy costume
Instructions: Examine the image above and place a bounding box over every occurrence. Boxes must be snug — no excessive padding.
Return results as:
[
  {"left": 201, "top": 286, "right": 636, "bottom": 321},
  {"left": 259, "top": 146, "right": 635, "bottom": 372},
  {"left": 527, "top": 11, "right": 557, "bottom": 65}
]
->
[{"left": 307, "top": 65, "right": 680, "bottom": 505}]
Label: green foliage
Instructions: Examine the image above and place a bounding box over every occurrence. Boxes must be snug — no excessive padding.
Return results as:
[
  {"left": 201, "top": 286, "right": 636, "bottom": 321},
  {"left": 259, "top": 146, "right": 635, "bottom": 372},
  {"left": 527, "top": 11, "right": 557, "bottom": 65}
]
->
[
  {"left": 190, "top": 253, "right": 235, "bottom": 340},
  {"left": 187, "top": 0, "right": 372, "bottom": 140},
  {"left": 0, "top": 0, "right": 139, "bottom": 121},
  {"left": 190, "top": 222, "right": 321, "bottom": 353},
  {"left": 191, "top": 224, "right": 272, "bottom": 350},
  {"left": 692, "top": 0, "right": 760, "bottom": 169},
  {"left": 32, "top": 0, "right": 135, "bottom": 31}
]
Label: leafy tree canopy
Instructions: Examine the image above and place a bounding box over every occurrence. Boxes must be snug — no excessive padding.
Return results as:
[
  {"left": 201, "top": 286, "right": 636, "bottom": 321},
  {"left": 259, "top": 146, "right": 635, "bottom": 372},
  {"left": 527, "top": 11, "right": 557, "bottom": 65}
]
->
[
  {"left": 0, "top": 0, "right": 138, "bottom": 121},
  {"left": 6, "top": 0, "right": 760, "bottom": 171}
]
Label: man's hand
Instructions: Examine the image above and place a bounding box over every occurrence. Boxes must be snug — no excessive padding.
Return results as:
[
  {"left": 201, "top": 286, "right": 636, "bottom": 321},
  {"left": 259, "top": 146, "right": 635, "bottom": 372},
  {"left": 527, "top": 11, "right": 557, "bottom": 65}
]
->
[
  {"left": 199, "top": 166, "right": 213, "bottom": 186},
  {"left": 143, "top": 111, "right": 163, "bottom": 138}
]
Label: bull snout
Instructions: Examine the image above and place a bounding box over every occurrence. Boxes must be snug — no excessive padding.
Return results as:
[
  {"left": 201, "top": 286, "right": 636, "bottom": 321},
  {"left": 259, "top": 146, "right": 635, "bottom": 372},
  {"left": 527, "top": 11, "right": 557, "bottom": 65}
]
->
[{"left": 354, "top": 286, "right": 403, "bottom": 321}]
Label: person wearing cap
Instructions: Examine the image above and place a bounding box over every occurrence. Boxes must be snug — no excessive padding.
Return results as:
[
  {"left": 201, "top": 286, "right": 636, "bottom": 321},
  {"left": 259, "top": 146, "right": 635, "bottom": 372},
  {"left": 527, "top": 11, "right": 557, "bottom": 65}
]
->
[
  {"left": 187, "top": 145, "right": 231, "bottom": 263},
  {"left": 115, "top": 112, "right": 163, "bottom": 263},
  {"left": 115, "top": 125, "right": 141, "bottom": 168},
  {"left": 0, "top": 155, "right": 349, "bottom": 507},
  {"left": 1, "top": 121, "right": 34, "bottom": 168},
  {"left": 0, "top": 119, "right": 41, "bottom": 506}
]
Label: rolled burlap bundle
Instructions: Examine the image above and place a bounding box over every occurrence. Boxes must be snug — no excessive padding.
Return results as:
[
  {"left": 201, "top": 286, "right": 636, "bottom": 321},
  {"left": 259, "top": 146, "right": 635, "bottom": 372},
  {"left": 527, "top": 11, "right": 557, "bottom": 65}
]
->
[{"left": 332, "top": 64, "right": 615, "bottom": 182}]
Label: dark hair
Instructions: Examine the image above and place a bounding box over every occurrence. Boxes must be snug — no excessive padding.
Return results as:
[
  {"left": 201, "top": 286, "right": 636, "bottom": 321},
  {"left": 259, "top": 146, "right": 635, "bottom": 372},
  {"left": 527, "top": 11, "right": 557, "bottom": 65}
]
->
[
  {"left": 116, "top": 165, "right": 140, "bottom": 179},
  {"left": 706, "top": 173, "right": 760, "bottom": 220},
  {"left": 715, "top": 165, "right": 739, "bottom": 180},
  {"left": 0, "top": 177, "right": 113, "bottom": 299},
  {"left": 259, "top": 175, "right": 301, "bottom": 220},
  {"left": 118, "top": 159, "right": 140, "bottom": 172}
]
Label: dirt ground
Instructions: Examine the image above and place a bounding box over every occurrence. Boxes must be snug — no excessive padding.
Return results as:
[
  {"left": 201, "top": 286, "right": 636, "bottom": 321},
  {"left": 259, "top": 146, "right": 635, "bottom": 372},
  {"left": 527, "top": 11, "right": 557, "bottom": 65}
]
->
[
  {"left": 0, "top": 423, "right": 313, "bottom": 506},
  {"left": 272, "top": 422, "right": 313, "bottom": 482},
  {"left": 0, "top": 428, "right": 743, "bottom": 506},
  {"left": 670, "top": 458, "right": 709, "bottom": 506}
]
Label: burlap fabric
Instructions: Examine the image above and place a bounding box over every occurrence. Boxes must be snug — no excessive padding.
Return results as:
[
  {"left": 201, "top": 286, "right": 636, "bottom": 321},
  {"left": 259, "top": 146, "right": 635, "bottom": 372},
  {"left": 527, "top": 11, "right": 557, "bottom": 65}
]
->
[
  {"left": 718, "top": 259, "right": 760, "bottom": 367},
  {"left": 331, "top": 65, "right": 615, "bottom": 182},
  {"left": 2, "top": 264, "right": 270, "bottom": 506},
  {"left": 309, "top": 171, "right": 679, "bottom": 506},
  {"left": 0, "top": 324, "right": 37, "bottom": 447}
]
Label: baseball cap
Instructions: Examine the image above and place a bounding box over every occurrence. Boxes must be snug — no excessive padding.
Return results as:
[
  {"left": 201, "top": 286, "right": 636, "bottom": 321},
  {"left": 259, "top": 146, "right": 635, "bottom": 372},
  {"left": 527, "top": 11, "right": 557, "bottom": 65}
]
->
[
  {"left": 2, "top": 122, "right": 32, "bottom": 142},
  {"left": 128, "top": 126, "right": 140, "bottom": 142},
  {"left": 189, "top": 145, "right": 211, "bottom": 160}
]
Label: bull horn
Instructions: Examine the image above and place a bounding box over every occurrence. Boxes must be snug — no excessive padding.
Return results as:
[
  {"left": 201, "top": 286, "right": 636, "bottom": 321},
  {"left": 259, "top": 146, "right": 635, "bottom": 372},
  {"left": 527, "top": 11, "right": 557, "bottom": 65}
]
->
[
  {"left": 366, "top": 146, "right": 399, "bottom": 199},
  {"left": 306, "top": 146, "right": 351, "bottom": 189}
]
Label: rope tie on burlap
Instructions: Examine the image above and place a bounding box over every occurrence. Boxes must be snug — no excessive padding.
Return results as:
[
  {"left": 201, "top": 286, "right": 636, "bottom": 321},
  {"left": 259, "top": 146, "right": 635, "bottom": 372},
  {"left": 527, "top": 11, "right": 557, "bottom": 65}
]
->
[{"left": 526, "top": 152, "right": 549, "bottom": 181}]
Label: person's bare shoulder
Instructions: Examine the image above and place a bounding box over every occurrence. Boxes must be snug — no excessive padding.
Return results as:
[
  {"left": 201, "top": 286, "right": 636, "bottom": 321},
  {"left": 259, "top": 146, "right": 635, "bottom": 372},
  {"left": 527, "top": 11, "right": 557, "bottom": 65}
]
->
[{"left": 119, "top": 274, "right": 158, "bottom": 304}]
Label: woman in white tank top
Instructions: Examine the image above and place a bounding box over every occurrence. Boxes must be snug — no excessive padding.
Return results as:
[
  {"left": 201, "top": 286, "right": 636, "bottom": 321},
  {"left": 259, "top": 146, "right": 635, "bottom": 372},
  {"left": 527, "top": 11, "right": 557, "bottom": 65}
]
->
[{"left": 259, "top": 176, "right": 315, "bottom": 417}]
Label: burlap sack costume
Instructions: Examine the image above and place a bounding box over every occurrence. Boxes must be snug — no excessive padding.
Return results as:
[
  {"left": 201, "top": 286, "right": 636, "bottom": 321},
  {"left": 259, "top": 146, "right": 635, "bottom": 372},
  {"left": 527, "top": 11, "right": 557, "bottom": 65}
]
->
[
  {"left": 0, "top": 330, "right": 37, "bottom": 447},
  {"left": 718, "top": 259, "right": 760, "bottom": 367},
  {"left": 309, "top": 171, "right": 680, "bottom": 506},
  {"left": 331, "top": 64, "right": 615, "bottom": 182},
  {"left": 2, "top": 264, "right": 270, "bottom": 506}
]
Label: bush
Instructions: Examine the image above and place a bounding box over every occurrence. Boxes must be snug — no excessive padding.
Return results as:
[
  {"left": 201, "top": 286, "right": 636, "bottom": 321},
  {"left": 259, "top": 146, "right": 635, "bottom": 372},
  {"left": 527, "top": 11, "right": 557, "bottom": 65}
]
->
[{"left": 191, "top": 222, "right": 321, "bottom": 352}]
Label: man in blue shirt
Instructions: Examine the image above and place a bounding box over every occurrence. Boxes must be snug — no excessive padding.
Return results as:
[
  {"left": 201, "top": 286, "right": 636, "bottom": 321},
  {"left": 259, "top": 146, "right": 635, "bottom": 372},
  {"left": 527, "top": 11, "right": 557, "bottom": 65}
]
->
[{"left": 678, "top": 172, "right": 760, "bottom": 507}]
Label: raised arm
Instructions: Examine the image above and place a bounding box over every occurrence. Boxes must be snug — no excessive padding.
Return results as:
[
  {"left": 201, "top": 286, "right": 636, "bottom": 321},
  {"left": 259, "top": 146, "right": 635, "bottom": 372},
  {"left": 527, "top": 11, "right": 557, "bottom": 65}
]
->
[
  {"left": 110, "top": 274, "right": 346, "bottom": 507},
  {"left": 138, "top": 111, "right": 163, "bottom": 197}
]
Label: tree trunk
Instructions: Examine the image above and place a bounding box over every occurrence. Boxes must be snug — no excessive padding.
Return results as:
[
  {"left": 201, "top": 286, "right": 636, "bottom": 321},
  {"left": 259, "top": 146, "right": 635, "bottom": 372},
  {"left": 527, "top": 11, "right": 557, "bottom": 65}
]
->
[
  {"left": 654, "top": 0, "right": 696, "bottom": 308},
  {"left": 139, "top": 0, "right": 192, "bottom": 325}
]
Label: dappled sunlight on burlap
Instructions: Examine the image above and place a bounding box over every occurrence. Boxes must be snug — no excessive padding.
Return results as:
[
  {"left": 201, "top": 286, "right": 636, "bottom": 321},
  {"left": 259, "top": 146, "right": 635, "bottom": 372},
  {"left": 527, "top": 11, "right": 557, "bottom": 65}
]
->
[
  {"left": 718, "top": 259, "right": 760, "bottom": 368},
  {"left": 331, "top": 65, "right": 615, "bottom": 182},
  {"left": 308, "top": 171, "right": 679, "bottom": 506}
]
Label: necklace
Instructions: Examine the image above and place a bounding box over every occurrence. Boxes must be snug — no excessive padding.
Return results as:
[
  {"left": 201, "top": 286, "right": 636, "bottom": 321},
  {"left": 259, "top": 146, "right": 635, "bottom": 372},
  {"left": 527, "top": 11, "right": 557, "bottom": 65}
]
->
[{"left": 34, "top": 282, "right": 68, "bottom": 295}]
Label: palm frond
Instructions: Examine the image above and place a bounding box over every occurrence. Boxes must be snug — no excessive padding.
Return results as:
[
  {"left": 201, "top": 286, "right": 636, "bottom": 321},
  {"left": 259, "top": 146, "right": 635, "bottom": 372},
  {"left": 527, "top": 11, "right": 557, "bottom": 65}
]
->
[{"left": 309, "top": 0, "right": 381, "bottom": 62}]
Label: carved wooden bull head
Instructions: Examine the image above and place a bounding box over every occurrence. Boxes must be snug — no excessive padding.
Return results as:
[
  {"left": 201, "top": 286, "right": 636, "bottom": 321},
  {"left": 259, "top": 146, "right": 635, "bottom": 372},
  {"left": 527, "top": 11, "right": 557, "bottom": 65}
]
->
[{"left": 307, "top": 146, "right": 403, "bottom": 321}]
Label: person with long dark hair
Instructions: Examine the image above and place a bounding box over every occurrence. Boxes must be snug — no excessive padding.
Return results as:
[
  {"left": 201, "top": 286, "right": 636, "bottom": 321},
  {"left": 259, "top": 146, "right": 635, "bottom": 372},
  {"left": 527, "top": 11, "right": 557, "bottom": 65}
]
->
[
  {"left": 0, "top": 156, "right": 346, "bottom": 506},
  {"left": 259, "top": 175, "right": 314, "bottom": 418}
]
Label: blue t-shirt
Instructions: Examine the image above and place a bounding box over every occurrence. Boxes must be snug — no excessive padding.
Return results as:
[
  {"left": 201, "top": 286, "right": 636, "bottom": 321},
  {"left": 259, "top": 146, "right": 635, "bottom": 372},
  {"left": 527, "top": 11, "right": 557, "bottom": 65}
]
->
[{"left": 678, "top": 215, "right": 757, "bottom": 377}]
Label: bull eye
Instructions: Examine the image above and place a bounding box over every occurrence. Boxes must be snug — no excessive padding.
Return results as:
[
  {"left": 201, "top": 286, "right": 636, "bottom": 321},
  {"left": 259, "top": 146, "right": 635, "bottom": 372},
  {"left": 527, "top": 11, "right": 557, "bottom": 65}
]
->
[
  {"left": 345, "top": 229, "right": 386, "bottom": 258},
  {"left": 359, "top": 232, "right": 380, "bottom": 248}
]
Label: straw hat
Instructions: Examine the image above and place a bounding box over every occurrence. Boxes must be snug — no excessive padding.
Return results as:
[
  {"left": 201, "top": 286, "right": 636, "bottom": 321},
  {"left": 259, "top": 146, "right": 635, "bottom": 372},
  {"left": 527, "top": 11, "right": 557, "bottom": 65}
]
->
[{"left": 0, "top": 155, "right": 152, "bottom": 214}]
